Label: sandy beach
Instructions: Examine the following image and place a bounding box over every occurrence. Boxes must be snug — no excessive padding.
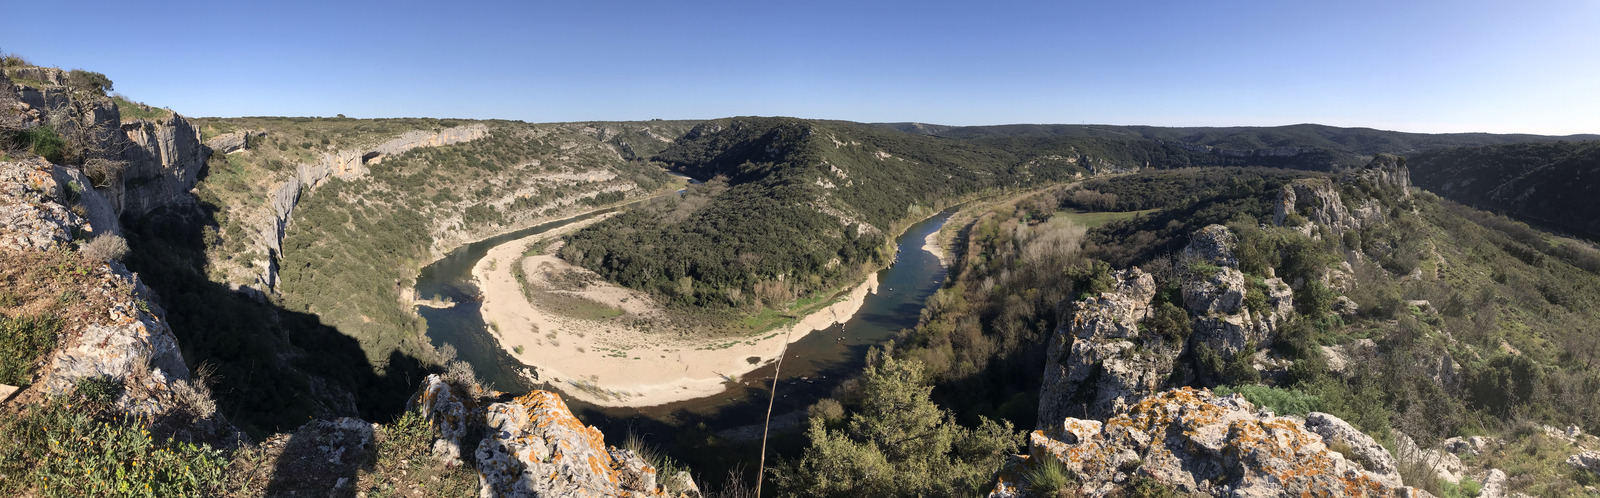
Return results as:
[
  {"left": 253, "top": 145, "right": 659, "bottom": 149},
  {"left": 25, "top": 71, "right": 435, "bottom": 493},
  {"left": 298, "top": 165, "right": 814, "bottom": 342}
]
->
[{"left": 472, "top": 222, "right": 881, "bottom": 407}]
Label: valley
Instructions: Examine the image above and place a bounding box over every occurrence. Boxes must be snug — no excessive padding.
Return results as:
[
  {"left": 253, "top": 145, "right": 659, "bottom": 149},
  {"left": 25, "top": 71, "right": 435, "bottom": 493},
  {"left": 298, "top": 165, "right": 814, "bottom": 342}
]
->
[{"left": 4, "top": 52, "right": 1600, "bottom": 497}]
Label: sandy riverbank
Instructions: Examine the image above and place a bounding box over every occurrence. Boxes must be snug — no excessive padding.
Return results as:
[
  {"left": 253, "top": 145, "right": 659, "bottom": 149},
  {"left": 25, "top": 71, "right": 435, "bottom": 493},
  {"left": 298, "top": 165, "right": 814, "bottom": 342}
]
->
[
  {"left": 472, "top": 223, "right": 882, "bottom": 407},
  {"left": 922, "top": 229, "right": 950, "bottom": 267}
]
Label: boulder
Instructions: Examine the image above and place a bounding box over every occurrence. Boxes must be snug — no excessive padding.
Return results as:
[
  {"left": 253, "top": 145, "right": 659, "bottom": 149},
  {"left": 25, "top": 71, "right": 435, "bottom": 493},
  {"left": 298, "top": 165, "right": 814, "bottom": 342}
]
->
[
  {"left": 475, "top": 390, "right": 669, "bottom": 497},
  {"left": 997, "top": 388, "right": 1430, "bottom": 497},
  {"left": 1567, "top": 451, "right": 1600, "bottom": 477},
  {"left": 1305, "top": 412, "right": 1404, "bottom": 487},
  {"left": 1479, "top": 469, "right": 1509, "bottom": 498},
  {"left": 409, "top": 374, "right": 474, "bottom": 466}
]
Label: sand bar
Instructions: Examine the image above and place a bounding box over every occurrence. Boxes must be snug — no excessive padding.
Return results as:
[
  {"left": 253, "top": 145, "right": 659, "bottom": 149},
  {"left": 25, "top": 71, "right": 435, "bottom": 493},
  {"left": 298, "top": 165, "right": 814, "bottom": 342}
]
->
[{"left": 472, "top": 221, "right": 880, "bottom": 407}]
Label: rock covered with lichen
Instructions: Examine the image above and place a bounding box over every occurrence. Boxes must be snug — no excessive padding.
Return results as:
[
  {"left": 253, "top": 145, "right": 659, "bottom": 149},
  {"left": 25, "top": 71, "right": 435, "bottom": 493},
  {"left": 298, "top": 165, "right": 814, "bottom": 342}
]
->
[
  {"left": 994, "top": 388, "right": 1432, "bottom": 497},
  {"left": 475, "top": 390, "right": 671, "bottom": 497}
]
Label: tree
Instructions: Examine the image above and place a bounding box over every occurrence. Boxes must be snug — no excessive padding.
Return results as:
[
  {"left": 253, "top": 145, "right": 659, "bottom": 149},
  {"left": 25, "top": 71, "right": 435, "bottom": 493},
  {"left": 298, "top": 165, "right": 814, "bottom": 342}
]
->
[{"left": 771, "top": 350, "right": 1021, "bottom": 497}]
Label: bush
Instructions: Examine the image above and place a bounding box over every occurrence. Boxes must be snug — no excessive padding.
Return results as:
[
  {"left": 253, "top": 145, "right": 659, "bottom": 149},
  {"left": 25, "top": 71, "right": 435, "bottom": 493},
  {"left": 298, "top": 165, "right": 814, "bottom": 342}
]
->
[
  {"left": 1023, "top": 456, "right": 1076, "bottom": 497},
  {"left": 1213, "top": 384, "right": 1321, "bottom": 416},
  {"left": 12, "top": 126, "right": 66, "bottom": 164},
  {"left": 80, "top": 234, "right": 129, "bottom": 262}
]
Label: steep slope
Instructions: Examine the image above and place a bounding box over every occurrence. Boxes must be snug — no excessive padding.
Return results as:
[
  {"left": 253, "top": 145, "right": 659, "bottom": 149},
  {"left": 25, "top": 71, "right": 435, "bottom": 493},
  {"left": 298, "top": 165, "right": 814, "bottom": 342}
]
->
[{"left": 1409, "top": 140, "right": 1600, "bottom": 239}]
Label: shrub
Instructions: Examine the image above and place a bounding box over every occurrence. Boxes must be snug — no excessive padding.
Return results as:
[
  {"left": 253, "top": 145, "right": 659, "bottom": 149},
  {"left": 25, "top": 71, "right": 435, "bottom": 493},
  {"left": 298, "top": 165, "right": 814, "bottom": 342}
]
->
[
  {"left": 65, "top": 69, "right": 113, "bottom": 95},
  {"left": 1213, "top": 384, "right": 1321, "bottom": 415},
  {"left": 80, "top": 234, "right": 129, "bottom": 262},
  {"left": 15, "top": 126, "right": 66, "bottom": 163},
  {"left": 1023, "top": 456, "right": 1076, "bottom": 497}
]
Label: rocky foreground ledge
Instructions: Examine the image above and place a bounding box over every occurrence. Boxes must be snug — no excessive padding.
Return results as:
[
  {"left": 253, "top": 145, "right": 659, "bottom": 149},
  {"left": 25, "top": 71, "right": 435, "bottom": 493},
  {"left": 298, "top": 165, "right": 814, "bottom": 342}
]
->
[
  {"left": 411, "top": 375, "right": 696, "bottom": 497},
  {"left": 993, "top": 388, "right": 1431, "bottom": 497}
]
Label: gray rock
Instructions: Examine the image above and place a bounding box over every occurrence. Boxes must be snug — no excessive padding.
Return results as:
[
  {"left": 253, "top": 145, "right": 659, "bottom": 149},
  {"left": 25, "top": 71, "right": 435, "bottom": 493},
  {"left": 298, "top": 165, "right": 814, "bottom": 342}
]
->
[
  {"left": 1182, "top": 224, "right": 1238, "bottom": 268},
  {"left": 205, "top": 131, "right": 249, "bottom": 154},
  {"left": 1037, "top": 268, "right": 1178, "bottom": 424},
  {"left": 409, "top": 374, "right": 471, "bottom": 466},
  {"left": 475, "top": 390, "right": 669, "bottom": 497},
  {"left": 1306, "top": 412, "right": 1404, "bottom": 487},
  {"left": 119, "top": 114, "right": 207, "bottom": 216},
  {"left": 1480, "top": 469, "right": 1509, "bottom": 498},
  {"left": 1568, "top": 451, "right": 1600, "bottom": 476},
  {"left": 1000, "top": 388, "right": 1428, "bottom": 497}
]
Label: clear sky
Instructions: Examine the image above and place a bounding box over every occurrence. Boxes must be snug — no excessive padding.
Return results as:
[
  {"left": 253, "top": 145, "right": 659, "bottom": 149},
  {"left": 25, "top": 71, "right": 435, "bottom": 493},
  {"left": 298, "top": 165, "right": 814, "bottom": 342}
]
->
[{"left": 4, "top": 0, "right": 1597, "bottom": 135}]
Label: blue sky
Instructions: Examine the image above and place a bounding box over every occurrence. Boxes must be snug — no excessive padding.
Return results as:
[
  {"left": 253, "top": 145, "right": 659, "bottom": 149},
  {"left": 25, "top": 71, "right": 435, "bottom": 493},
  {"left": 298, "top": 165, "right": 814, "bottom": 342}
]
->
[{"left": 5, "top": 0, "right": 1597, "bottom": 134}]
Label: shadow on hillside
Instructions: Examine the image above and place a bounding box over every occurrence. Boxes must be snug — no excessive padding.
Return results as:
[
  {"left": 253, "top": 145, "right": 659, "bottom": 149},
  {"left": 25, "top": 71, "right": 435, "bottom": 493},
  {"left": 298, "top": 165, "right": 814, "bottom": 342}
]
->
[{"left": 121, "top": 194, "right": 428, "bottom": 440}]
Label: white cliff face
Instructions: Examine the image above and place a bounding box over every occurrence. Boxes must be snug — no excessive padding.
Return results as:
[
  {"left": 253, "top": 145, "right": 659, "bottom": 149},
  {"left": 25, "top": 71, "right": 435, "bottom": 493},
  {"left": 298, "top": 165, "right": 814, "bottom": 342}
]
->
[
  {"left": 1037, "top": 268, "right": 1179, "bottom": 424},
  {"left": 256, "top": 124, "right": 490, "bottom": 292},
  {"left": 119, "top": 114, "right": 207, "bottom": 216}
]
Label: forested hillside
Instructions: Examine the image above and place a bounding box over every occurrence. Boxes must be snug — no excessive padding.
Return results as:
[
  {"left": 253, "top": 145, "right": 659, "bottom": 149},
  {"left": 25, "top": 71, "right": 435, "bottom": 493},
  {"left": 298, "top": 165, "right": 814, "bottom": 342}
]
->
[
  {"left": 560, "top": 117, "right": 1076, "bottom": 315},
  {"left": 776, "top": 159, "right": 1600, "bottom": 496},
  {"left": 1410, "top": 140, "right": 1600, "bottom": 239}
]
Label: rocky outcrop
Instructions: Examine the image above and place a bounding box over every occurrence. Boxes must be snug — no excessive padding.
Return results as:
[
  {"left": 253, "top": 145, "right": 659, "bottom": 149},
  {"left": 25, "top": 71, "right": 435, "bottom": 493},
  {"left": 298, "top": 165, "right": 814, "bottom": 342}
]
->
[
  {"left": 204, "top": 131, "right": 257, "bottom": 155},
  {"left": 1273, "top": 154, "right": 1412, "bottom": 235},
  {"left": 1182, "top": 225, "right": 1293, "bottom": 358},
  {"left": 477, "top": 390, "right": 670, "bottom": 497},
  {"left": 1568, "top": 451, "right": 1600, "bottom": 477},
  {"left": 1, "top": 157, "right": 195, "bottom": 420},
  {"left": 409, "top": 374, "right": 475, "bottom": 466},
  {"left": 1307, "top": 412, "right": 1403, "bottom": 487},
  {"left": 257, "top": 124, "right": 489, "bottom": 291},
  {"left": 1038, "top": 268, "right": 1179, "bottom": 424},
  {"left": 996, "top": 388, "right": 1430, "bottom": 497},
  {"left": 5, "top": 65, "right": 209, "bottom": 217},
  {"left": 401, "top": 376, "right": 687, "bottom": 497},
  {"left": 119, "top": 114, "right": 207, "bottom": 216}
]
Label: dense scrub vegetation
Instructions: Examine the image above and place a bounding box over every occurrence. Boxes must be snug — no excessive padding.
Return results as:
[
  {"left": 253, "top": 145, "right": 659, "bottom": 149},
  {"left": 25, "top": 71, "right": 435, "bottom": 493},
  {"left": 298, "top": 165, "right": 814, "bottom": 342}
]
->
[
  {"left": 561, "top": 117, "right": 1085, "bottom": 318},
  {"left": 883, "top": 122, "right": 1598, "bottom": 162},
  {"left": 777, "top": 165, "right": 1600, "bottom": 495},
  {"left": 1409, "top": 140, "right": 1600, "bottom": 239}
]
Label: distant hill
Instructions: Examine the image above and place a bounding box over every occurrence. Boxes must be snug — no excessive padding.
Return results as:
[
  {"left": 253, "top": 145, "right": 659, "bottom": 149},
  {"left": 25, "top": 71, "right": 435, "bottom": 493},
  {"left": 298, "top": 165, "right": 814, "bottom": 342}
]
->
[
  {"left": 877, "top": 122, "right": 1599, "bottom": 170},
  {"left": 1409, "top": 140, "right": 1600, "bottom": 239}
]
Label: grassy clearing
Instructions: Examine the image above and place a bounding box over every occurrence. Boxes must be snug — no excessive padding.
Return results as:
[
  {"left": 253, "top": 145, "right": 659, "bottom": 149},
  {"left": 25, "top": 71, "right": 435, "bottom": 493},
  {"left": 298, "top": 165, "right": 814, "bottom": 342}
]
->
[{"left": 1053, "top": 208, "right": 1159, "bottom": 228}]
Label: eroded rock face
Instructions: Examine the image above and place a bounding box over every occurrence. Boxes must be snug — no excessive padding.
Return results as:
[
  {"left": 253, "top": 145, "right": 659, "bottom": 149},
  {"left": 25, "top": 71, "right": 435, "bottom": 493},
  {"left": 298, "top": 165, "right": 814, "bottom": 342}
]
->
[
  {"left": 476, "top": 390, "right": 668, "bottom": 497},
  {"left": 999, "top": 388, "right": 1430, "bottom": 497},
  {"left": 1038, "top": 268, "right": 1180, "bottom": 424},
  {"left": 1568, "top": 451, "right": 1600, "bottom": 477},
  {"left": 1181, "top": 225, "right": 1292, "bottom": 358},
  {"left": 1, "top": 157, "right": 193, "bottom": 419},
  {"left": 119, "top": 114, "right": 207, "bottom": 216},
  {"left": 257, "top": 124, "right": 489, "bottom": 292}
]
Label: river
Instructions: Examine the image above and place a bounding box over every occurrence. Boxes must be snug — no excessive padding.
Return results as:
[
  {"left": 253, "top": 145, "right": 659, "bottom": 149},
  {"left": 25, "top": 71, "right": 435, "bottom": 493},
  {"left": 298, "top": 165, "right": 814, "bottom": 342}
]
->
[{"left": 416, "top": 204, "right": 953, "bottom": 457}]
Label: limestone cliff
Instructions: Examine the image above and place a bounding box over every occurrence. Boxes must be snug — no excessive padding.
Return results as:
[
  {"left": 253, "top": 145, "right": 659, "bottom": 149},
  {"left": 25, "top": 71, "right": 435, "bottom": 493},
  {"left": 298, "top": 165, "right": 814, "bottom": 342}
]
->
[
  {"left": 258, "top": 124, "right": 490, "bottom": 291},
  {"left": 3, "top": 65, "right": 211, "bottom": 218},
  {"left": 118, "top": 114, "right": 207, "bottom": 216},
  {"left": 996, "top": 388, "right": 1430, "bottom": 497},
  {"left": 1, "top": 156, "right": 219, "bottom": 431},
  {"left": 1273, "top": 153, "right": 1412, "bottom": 235}
]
